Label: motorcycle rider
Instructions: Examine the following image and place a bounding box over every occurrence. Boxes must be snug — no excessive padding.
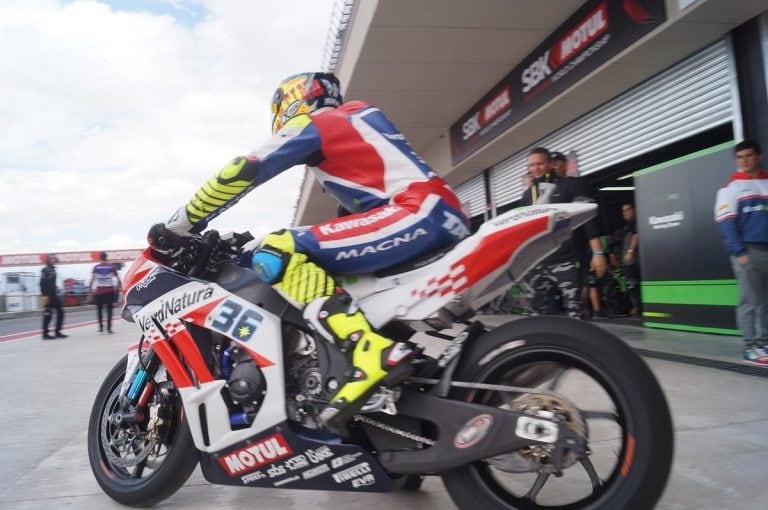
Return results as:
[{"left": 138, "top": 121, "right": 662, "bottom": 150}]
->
[{"left": 161, "top": 72, "right": 470, "bottom": 432}]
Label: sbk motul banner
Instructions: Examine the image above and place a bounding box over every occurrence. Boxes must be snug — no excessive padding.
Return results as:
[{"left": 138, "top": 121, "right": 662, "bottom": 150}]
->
[
  {"left": 449, "top": 0, "right": 666, "bottom": 165},
  {"left": 0, "top": 249, "right": 143, "bottom": 267}
]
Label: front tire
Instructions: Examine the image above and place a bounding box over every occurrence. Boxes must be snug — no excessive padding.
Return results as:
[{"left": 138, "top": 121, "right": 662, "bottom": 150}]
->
[
  {"left": 88, "top": 354, "right": 198, "bottom": 507},
  {"left": 442, "top": 316, "right": 673, "bottom": 510}
]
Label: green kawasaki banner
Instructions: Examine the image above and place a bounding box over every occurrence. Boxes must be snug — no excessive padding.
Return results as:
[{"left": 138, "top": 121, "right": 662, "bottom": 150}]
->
[{"left": 634, "top": 142, "right": 740, "bottom": 335}]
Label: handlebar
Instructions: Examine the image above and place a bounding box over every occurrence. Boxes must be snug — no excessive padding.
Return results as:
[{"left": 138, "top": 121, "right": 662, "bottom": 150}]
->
[
  {"left": 189, "top": 230, "right": 220, "bottom": 277},
  {"left": 147, "top": 223, "right": 190, "bottom": 251},
  {"left": 147, "top": 223, "right": 254, "bottom": 278}
]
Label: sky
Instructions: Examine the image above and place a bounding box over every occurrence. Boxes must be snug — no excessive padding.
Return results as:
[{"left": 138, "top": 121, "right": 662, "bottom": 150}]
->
[{"left": 0, "top": 0, "right": 337, "bottom": 281}]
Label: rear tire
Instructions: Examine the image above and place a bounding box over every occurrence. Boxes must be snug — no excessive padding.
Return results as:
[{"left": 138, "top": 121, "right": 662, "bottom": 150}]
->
[
  {"left": 88, "top": 354, "right": 198, "bottom": 507},
  {"left": 442, "top": 316, "right": 673, "bottom": 510}
]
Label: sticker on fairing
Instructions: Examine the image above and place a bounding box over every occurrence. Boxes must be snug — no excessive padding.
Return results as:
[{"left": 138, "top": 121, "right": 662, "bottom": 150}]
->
[
  {"left": 218, "top": 433, "right": 293, "bottom": 476},
  {"left": 454, "top": 414, "right": 493, "bottom": 449}
]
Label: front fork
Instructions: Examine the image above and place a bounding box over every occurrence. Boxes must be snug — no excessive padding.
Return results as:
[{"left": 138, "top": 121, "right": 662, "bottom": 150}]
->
[{"left": 117, "top": 342, "right": 164, "bottom": 423}]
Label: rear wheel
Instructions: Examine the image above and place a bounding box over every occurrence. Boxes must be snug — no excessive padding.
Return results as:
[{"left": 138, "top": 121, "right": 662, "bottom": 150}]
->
[
  {"left": 442, "top": 316, "right": 673, "bottom": 510},
  {"left": 88, "top": 354, "right": 198, "bottom": 507}
]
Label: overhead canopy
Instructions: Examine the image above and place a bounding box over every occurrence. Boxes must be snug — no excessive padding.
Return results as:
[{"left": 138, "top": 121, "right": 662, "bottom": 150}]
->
[{"left": 295, "top": 0, "right": 768, "bottom": 225}]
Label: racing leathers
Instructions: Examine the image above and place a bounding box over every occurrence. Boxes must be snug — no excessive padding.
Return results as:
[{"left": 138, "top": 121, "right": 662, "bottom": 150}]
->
[{"left": 166, "top": 101, "right": 470, "bottom": 431}]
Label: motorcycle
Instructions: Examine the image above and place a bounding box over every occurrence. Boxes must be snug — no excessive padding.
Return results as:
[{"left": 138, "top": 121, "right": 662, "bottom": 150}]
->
[{"left": 87, "top": 202, "right": 673, "bottom": 509}]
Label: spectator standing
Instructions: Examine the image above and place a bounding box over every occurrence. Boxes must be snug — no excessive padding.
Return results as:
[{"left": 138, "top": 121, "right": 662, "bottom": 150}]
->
[
  {"left": 521, "top": 148, "right": 607, "bottom": 318},
  {"left": 550, "top": 151, "right": 568, "bottom": 179},
  {"left": 586, "top": 233, "right": 613, "bottom": 318},
  {"left": 547, "top": 151, "right": 570, "bottom": 314},
  {"left": 90, "top": 252, "right": 121, "bottom": 334},
  {"left": 40, "top": 254, "right": 67, "bottom": 340},
  {"left": 714, "top": 139, "right": 768, "bottom": 366},
  {"left": 620, "top": 203, "right": 642, "bottom": 317}
]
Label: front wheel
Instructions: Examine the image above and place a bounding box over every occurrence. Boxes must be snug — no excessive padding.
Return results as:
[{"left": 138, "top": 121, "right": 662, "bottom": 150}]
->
[
  {"left": 88, "top": 354, "right": 199, "bottom": 507},
  {"left": 442, "top": 316, "right": 673, "bottom": 510}
]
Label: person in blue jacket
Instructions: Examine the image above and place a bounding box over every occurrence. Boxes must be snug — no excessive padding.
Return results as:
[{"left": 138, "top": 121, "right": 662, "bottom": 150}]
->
[{"left": 715, "top": 139, "right": 768, "bottom": 366}]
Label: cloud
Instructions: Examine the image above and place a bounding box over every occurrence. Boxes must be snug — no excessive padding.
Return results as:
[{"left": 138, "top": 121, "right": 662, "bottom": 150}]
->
[{"left": 0, "top": 0, "right": 335, "bottom": 260}]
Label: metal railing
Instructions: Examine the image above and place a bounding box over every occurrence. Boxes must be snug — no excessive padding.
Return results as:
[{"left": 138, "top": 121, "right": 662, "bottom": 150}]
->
[{"left": 321, "top": 0, "right": 356, "bottom": 72}]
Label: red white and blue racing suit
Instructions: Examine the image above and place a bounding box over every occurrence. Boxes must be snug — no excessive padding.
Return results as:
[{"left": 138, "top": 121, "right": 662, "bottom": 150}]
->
[{"left": 178, "top": 100, "right": 470, "bottom": 275}]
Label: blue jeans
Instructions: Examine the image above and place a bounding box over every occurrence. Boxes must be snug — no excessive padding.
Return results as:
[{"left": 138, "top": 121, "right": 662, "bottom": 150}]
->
[{"left": 731, "top": 245, "right": 768, "bottom": 343}]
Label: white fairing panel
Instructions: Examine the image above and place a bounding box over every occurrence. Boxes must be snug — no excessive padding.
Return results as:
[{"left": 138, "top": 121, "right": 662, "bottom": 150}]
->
[
  {"left": 179, "top": 302, "right": 286, "bottom": 453},
  {"left": 133, "top": 280, "right": 288, "bottom": 453},
  {"left": 345, "top": 203, "right": 596, "bottom": 328}
]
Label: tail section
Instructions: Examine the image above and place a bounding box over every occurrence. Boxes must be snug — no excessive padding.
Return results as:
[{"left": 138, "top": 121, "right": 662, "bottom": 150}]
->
[{"left": 344, "top": 203, "right": 597, "bottom": 327}]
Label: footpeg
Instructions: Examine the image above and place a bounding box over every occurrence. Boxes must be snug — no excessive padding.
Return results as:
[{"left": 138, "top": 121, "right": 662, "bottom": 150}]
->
[{"left": 361, "top": 387, "right": 401, "bottom": 415}]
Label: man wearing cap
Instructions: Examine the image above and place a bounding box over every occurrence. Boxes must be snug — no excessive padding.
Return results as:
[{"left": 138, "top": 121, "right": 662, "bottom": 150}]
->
[
  {"left": 553, "top": 150, "right": 598, "bottom": 317},
  {"left": 521, "top": 148, "right": 606, "bottom": 318},
  {"left": 550, "top": 151, "right": 569, "bottom": 179},
  {"left": 40, "top": 254, "right": 67, "bottom": 339}
]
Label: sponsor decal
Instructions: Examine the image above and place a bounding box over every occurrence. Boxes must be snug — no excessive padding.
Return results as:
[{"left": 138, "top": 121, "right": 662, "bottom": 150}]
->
[
  {"left": 442, "top": 211, "right": 471, "bottom": 239},
  {"left": 305, "top": 445, "right": 334, "bottom": 464},
  {"left": 743, "top": 204, "right": 767, "bottom": 213},
  {"left": 482, "top": 87, "right": 512, "bottom": 125},
  {"left": 138, "top": 286, "right": 215, "bottom": 332},
  {"left": 521, "top": 50, "right": 554, "bottom": 94},
  {"left": 55, "top": 252, "right": 99, "bottom": 263},
  {"left": 332, "top": 462, "right": 372, "bottom": 484},
  {"left": 0, "top": 254, "right": 43, "bottom": 266},
  {"left": 283, "top": 454, "right": 310, "bottom": 472},
  {"left": 241, "top": 471, "right": 266, "bottom": 484},
  {"left": 283, "top": 100, "right": 301, "bottom": 121},
  {"left": 134, "top": 267, "right": 160, "bottom": 291},
  {"left": 491, "top": 207, "right": 559, "bottom": 227},
  {"left": 455, "top": 414, "right": 493, "bottom": 449},
  {"left": 521, "top": 2, "right": 609, "bottom": 95},
  {"left": 352, "top": 474, "right": 376, "bottom": 488},
  {"left": 331, "top": 452, "right": 363, "bottom": 469},
  {"left": 302, "top": 463, "right": 331, "bottom": 480},
  {"left": 318, "top": 206, "right": 402, "bottom": 236},
  {"left": 218, "top": 433, "right": 293, "bottom": 477},
  {"left": 383, "top": 132, "right": 406, "bottom": 141},
  {"left": 461, "top": 112, "right": 481, "bottom": 142},
  {"left": 648, "top": 211, "right": 684, "bottom": 230},
  {"left": 556, "top": 2, "right": 609, "bottom": 65},
  {"left": 209, "top": 299, "right": 263, "bottom": 341},
  {"left": 462, "top": 87, "right": 513, "bottom": 141},
  {"left": 335, "top": 228, "right": 428, "bottom": 260},
  {"left": 267, "top": 464, "right": 288, "bottom": 478},
  {"left": 449, "top": 0, "right": 666, "bottom": 164},
  {"left": 273, "top": 475, "right": 300, "bottom": 487},
  {"left": 0, "top": 250, "right": 142, "bottom": 267},
  {"left": 437, "top": 331, "right": 470, "bottom": 368},
  {"left": 105, "top": 249, "right": 143, "bottom": 261}
]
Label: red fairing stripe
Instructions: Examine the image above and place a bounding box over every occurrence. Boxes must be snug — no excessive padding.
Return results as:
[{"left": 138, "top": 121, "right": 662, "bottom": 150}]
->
[
  {"left": 183, "top": 296, "right": 228, "bottom": 326},
  {"left": 122, "top": 248, "right": 158, "bottom": 290},
  {"left": 451, "top": 216, "right": 550, "bottom": 294},
  {"left": 167, "top": 327, "right": 215, "bottom": 384},
  {"left": 152, "top": 340, "right": 194, "bottom": 388},
  {"left": 241, "top": 346, "right": 276, "bottom": 368}
]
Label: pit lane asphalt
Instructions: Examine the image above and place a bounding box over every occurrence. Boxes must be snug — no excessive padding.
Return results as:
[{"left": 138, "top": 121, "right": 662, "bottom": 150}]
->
[{"left": 0, "top": 316, "right": 766, "bottom": 509}]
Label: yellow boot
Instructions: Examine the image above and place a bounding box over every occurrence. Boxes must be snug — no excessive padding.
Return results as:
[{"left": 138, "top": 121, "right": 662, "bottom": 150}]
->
[
  {"left": 252, "top": 231, "right": 414, "bottom": 433},
  {"left": 308, "top": 292, "right": 414, "bottom": 433}
]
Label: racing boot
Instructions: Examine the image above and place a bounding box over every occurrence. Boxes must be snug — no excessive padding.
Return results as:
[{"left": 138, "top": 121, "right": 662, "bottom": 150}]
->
[{"left": 306, "top": 292, "right": 415, "bottom": 434}]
